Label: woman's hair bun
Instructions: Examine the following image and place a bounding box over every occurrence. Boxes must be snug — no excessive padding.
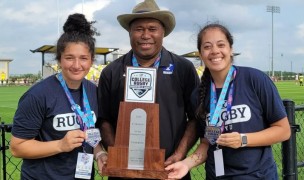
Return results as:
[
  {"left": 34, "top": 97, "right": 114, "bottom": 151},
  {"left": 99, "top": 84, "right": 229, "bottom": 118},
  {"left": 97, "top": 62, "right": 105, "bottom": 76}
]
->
[{"left": 63, "top": 13, "right": 94, "bottom": 36}]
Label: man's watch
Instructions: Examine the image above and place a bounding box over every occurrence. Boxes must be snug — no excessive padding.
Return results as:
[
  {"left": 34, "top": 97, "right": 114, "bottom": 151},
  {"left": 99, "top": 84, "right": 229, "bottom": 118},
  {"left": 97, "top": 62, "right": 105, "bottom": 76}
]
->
[{"left": 240, "top": 134, "right": 247, "bottom": 147}]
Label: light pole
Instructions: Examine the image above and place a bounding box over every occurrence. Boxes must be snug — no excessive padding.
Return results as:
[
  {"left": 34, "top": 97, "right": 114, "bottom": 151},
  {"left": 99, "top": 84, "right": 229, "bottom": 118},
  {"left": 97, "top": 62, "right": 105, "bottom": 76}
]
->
[
  {"left": 266, "top": 5, "right": 280, "bottom": 77},
  {"left": 291, "top": 61, "right": 293, "bottom": 73},
  {"left": 82, "top": 0, "right": 84, "bottom": 13}
]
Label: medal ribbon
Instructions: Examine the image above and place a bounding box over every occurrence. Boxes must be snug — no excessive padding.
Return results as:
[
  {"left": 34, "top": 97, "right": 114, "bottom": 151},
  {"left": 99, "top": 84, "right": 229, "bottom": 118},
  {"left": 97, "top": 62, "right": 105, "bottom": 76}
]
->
[
  {"left": 209, "top": 66, "right": 236, "bottom": 126},
  {"left": 226, "top": 70, "right": 236, "bottom": 116},
  {"left": 57, "top": 73, "right": 94, "bottom": 131},
  {"left": 132, "top": 53, "right": 161, "bottom": 68}
]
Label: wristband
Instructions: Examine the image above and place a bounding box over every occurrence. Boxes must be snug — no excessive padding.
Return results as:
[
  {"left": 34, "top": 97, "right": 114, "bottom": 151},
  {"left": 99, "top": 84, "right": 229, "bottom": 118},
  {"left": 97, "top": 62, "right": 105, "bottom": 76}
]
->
[{"left": 95, "top": 150, "right": 108, "bottom": 160}]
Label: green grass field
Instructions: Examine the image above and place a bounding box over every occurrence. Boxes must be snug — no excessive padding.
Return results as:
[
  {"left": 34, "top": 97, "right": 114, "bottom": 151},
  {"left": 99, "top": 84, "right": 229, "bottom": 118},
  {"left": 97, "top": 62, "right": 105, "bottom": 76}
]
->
[
  {"left": 0, "top": 81, "right": 304, "bottom": 179},
  {"left": 0, "top": 86, "right": 29, "bottom": 124},
  {"left": 275, "top": 81, "right": 304, "bottom": 104},
  {"left": 1, "top": 81, "right": 303, "bottom": 123}
]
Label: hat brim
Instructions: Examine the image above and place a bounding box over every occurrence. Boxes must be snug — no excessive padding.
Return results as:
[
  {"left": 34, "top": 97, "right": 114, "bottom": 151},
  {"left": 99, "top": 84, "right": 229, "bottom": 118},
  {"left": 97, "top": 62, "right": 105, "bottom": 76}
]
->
[{"left": 117, "top": 10, "right": 175, "bottom": 37}]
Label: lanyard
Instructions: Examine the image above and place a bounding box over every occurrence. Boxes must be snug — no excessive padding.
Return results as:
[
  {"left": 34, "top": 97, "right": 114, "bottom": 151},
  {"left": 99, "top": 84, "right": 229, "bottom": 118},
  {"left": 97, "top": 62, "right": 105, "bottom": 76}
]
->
[
  {"left": 57, "top": 73, "right": 94, "bottom": 131},
  {"left": 209, "top": 66, "right": 236, "bottom": 126},
  {"left": 132, "top": 53, "right": 161, "bottom": 68}
]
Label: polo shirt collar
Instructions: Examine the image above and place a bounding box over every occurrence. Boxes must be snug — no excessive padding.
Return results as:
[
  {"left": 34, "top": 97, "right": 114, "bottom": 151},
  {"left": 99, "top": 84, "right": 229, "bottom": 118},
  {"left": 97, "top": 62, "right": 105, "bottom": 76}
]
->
[{"left": 124, "top": 47, "right": 172, "bottom": 68}]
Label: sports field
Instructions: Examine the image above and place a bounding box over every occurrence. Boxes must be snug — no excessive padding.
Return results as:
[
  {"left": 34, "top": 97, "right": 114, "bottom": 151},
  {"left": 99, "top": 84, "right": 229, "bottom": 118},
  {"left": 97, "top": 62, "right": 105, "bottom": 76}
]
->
[
  {"left": 275, "top": 81, "right": 304, "bottom": 104},
  {"left": 0, "top": 86, "right": 29, "bottom": 124},
  {"left": 0, "top": 80, "right": 303, "bottom": 179},
  {"left": 1, "top": 81, "right": 304, "bottom": 123}
]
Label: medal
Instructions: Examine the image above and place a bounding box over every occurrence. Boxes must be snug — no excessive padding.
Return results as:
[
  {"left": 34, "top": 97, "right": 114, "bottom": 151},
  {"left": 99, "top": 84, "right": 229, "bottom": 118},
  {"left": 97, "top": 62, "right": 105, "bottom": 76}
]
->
[
  {"left": 205, "top": 126, "right": 221, "bottom": 145},
  {"left": 85, "top": 128, "right": 101, "bottom": 148}
]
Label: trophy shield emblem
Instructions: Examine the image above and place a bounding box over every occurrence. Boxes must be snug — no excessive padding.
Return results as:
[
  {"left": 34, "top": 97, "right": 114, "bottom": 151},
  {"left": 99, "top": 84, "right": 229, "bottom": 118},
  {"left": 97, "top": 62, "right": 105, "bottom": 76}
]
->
[
  {"left": 125, "top": 67, "right": 157, "bottom": 103},
  {"left": 129, "top": 72, "right": 152, "bottom": 98}
]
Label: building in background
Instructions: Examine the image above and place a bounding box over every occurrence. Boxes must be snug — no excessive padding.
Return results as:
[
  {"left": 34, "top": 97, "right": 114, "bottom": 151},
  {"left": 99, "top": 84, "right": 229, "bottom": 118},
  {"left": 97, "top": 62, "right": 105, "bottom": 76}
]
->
[{"left": 0, "top": 59, "right": 13, "bottom": 84}]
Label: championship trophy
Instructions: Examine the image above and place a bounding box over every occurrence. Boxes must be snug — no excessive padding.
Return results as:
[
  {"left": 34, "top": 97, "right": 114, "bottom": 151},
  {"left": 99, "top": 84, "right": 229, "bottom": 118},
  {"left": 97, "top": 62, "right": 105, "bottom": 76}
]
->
[{"left": 102, "top": 66, "right": 167, "bottom": 179}]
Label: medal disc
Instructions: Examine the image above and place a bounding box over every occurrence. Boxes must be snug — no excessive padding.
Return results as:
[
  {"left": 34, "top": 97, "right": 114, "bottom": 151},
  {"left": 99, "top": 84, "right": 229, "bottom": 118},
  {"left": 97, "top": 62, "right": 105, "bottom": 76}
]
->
[
  {"left": 205, "top": 126, "right": 221, "bottom": 145},
  {"left": 85, "top": 128, "right": 101, "bottom": 148}
]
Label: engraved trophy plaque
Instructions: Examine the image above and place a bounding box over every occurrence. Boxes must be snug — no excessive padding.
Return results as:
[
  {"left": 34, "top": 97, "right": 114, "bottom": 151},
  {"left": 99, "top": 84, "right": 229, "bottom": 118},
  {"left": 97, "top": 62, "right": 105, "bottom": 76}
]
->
[{"left": 102, "top": 67, "right": 167, "bottom": 179}]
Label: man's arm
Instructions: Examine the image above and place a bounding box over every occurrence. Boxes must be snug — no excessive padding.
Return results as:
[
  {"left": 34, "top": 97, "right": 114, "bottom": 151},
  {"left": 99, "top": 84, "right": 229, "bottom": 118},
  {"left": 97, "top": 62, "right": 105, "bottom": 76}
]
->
[
  {"left": 99, "top": 119, "right": 115, "bottom": 150},
  {"left": 164, "top": 56, "right": 200, "bottom": 166},
  {"left": 164, "top": 119, "right": 198, "bottom": 166}
]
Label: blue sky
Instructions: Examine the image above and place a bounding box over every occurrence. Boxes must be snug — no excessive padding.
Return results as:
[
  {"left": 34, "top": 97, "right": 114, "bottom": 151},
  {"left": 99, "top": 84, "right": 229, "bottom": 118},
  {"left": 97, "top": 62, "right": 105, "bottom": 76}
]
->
[{"left": 1, "top": 0, "right": 304, "bottom": 75}]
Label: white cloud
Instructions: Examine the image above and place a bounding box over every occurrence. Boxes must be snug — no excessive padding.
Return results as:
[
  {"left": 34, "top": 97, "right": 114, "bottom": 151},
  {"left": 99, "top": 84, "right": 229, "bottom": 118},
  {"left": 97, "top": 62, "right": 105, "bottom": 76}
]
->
[
  {"left": 293, "top": 48, "right": 304, "bottom": 55},
  {"left": 1, "top": 0, "right": 304, "bottom": 74},
  {"left": 0, "top": 47, "right": 17, "bottom": 55},
  {"left": 297, "top": 23, "right": 304, "bottom": 39},
  {"left": 68, "top": 0, "right": 111, "bottom": 21},
  {"left": 164, "top": 30, "right": 197, "bottom": 55},
  {"left": 1, "top": 2, "right": 56, "bottom": 25}
]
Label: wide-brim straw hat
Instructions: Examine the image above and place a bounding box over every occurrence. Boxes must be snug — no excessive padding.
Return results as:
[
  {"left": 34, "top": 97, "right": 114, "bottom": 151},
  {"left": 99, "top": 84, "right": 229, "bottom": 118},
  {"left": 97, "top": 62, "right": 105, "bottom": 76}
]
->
[{"left": 117, "top": 0, "right": 175, "bottom": 37}]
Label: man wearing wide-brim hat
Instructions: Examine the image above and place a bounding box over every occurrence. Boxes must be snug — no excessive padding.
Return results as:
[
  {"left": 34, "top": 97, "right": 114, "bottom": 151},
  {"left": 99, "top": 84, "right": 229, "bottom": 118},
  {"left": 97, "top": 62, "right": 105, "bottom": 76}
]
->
[
  {"left": 117, "top": 0, "right": 175, "bottom": 37},
  {"left": 96, "top": 0, "right": 199, "bottom": 179}
]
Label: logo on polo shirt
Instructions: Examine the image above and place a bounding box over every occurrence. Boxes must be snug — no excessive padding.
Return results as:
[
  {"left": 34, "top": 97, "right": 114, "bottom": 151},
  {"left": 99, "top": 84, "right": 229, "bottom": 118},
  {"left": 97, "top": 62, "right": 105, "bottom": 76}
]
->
[{"left": 163, "top": 64, "right": 174, "bottom": 74}]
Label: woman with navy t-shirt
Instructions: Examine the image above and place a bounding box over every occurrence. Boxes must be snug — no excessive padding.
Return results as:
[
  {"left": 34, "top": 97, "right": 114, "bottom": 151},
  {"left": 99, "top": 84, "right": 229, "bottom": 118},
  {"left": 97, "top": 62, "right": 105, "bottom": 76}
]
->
[
  {"left": 10, "top": 13, "right": 104, "bottom": 179},
  {"left": 166, "top": 23, "right": 291, "bottom": 179}
]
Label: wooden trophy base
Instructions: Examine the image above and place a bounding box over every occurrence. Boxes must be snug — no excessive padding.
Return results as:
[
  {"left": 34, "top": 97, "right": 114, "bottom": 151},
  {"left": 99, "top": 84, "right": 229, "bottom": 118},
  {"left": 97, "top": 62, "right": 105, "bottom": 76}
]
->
[
  {"left": 103, "top": 169, "right": 167, "bottom": 179},
  {"left": 102, "top": 102, "right": 167, "bottom": 179},
  {"left": 103, "top": 147, "right": 167, "bottom": 179}
]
